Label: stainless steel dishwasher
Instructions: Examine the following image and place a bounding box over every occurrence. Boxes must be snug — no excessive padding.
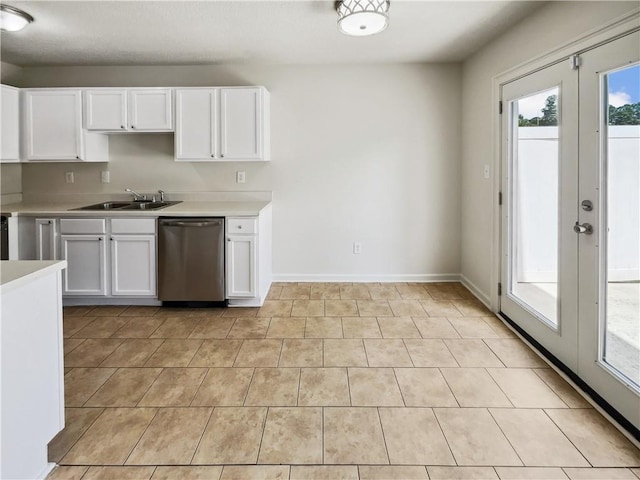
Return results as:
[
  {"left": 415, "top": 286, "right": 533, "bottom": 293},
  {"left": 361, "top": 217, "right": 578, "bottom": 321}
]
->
[{"left": 158, "top": 217, "right": 225, "bottom": 304}]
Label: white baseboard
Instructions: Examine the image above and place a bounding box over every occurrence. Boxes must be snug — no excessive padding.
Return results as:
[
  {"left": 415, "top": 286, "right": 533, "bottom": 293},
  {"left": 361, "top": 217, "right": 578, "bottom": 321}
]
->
[
  {"left": 460, "top": 274, "right": 492, "bottom": 309},
  {"left": 272, "top": 273, "right": 461, "bottom": 283},
  {"left": 63, "top": 298, "right": 162, "bottom": 306}
]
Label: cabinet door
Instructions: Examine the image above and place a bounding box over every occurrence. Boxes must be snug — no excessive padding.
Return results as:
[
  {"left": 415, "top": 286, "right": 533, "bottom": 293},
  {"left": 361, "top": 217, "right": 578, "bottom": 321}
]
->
[
  {"left": 1, "top": 85, "right": 20, "bottom": 162},
  {"left": 24, "top": 90, "right": 83, "bottom": 160},
  {"left": 220, "top": 88, "right": 262, "bottom": 160},
  {"left": 175, "top": 89, "right": 218, "bottom": 161},
  {"left": 128, "top": 89, "right": 173, "bottom": 131},
  {"left": 226, "top": 234, "right": 257, "bottom": 298},
  {"left": 60, "top": 235, "right": 107, "bottom": 296},
  {"left": 84, "top": 89, "right": 127, "bottom": 131},
  {"left": 110, "top": 234, "right": 156, "bottom": 296},
  {"left": 35, "top": 218, "right": 57, "bottom": 260}
]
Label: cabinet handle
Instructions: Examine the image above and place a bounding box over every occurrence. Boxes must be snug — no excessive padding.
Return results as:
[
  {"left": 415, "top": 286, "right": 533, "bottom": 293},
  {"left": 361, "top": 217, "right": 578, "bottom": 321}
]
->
[
  {"left": 238, "top": 225, "right": 242, "bottom": 229},
  {"left": 121, "top": 125, "right": 125, "bottom": 129},
  {"left": 76, "top": 156, "right": 79, "bottom": 159},
  {"left": 48, "top": 220, "right": 52, "bottom": 224},
  {"left": 227, "top": 238, "right": 231, "bottom": 242},
  {"left": 131, "top": 125, "right": 135, "bottom": 129},
  {"left": 211, "top": 154, "right": 215, "bottom": 158},
  {"left": 98, "top": 237, "right": 102, "bottom": 241},
  {"left": 220, "top": 154, "right": 224, "bottom": 158}
]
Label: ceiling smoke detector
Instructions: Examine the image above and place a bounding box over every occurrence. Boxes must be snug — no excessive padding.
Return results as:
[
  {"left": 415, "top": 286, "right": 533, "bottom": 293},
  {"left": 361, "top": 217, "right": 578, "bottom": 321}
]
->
[
  {"left": 336, "top": 0, "right": 390, "bottom": 37},
  {"left": 0, "top": 4, "right": 34, "bottom": 32}
]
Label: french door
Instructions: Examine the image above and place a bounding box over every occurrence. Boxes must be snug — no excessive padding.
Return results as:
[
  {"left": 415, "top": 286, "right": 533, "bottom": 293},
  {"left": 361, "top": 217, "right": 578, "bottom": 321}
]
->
[{"left": 501, "top": 31, "right": 640, "bottom": 430}]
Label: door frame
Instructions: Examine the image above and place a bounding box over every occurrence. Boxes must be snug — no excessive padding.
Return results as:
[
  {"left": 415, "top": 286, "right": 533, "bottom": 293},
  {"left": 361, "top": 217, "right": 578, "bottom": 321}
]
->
[{"left": 487, "top": 12, "right": 640, "bottom": 440}]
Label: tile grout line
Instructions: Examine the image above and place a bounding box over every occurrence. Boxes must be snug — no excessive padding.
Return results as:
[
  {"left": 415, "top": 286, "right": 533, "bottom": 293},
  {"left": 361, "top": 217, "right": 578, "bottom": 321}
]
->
[
  {"left": 486, "top": 407, "right": 526, "bottom": 467},
  {"left": 483, "top": 368, "right": 517, "bottom": 409},
  {"left": 121, "top": 406, "right": 161, "bottom": 467},
  {"left": 56, "top": 406, "right": 107, "bottom": 464},
  {"left": 431, "top": 407, "right": 460, "bottom": 466},
  {"left": 437, "top": 367, "right": 462, "bottom": 408},
  {"left": 439, "top": 336, "right": 461, "bottom": 368},
  {"left": 375, "top": 407, "right": 392, "bottom": 465},
  {"left": 542, "top": 408, "right": 594, "bottom": 467},
  {"left": 255, "top": 406, "right": 271, "bottom": 465},
  {"left": 242, "top": 368, "right": 257, "bottom": 406},
  {"left": 189, "top": 406, "right": 216, "bottom": 465}
]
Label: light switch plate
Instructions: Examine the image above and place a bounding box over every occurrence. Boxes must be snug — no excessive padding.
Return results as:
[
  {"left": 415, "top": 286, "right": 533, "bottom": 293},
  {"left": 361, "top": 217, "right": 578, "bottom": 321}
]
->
[
  {"left": 483, "top": 164, "right": 490, "bottom": 179},
  {"left": 236, "top": 171, "right": 246, "bottom": 184},
  {"left": 101, "top": 171, "right": 110, "bottom": 183},
  {"left": 65, "top": 172, "right": 74, "bottom": 184}
]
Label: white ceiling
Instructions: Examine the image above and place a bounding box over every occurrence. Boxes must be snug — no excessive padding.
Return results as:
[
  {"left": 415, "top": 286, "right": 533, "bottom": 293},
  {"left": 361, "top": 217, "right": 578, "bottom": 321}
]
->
[{"left": 1, "top": 1, "right": 544, "bottom": 66}]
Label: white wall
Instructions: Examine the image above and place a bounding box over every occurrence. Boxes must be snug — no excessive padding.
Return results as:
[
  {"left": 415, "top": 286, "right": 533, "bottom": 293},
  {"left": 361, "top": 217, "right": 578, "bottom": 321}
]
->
[
  {"left": 15, "top": 63, "right": 462, "bottom": 280},
  {"left": 460, "top": 1, "right": 639, "bottom": 300}
]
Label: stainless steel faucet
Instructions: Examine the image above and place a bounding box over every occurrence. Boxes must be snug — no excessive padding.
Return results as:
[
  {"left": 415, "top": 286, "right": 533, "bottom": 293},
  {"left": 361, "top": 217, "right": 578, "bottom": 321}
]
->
[
  {"left": 125, "top": 188, "right": 147, "bottom": 201},
  {"left": 157, "top": 190, "right": 166, "bottom": 202}
]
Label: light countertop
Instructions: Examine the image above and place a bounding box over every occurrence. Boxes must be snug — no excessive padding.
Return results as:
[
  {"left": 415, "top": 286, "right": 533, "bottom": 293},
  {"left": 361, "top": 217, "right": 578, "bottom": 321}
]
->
[
  {"left": 0, "top": 200, "right": 271, "bottom": 218},
  {"left": 1, "top": 260, "right": 67, "bottom": 293}
]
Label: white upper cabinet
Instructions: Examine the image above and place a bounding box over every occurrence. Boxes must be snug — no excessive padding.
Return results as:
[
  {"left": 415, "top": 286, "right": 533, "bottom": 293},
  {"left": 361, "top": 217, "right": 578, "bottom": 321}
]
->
[
  {"left": 23, "top": 89, "right": 108, "bottom": 162},
  {"left": 220, "top": 87, "right": 267, "bottom": 160},
  {"left": 1, "top": 85, "right": 20, "bottom": 162},
  {"left": 84, "top": 89, "right": 127, "bottom": 131},
  {"left": 24, "top": 90, "right": 83, "bottom": 161},
  {"left": 85, "top": 88, "right": 173, "bottom": 132},
  {"left": 175, "top": 87, "right": 270, "bottom": 162},
  {"left": 175, "top": 89, "right": 218, "bottom": 160},
  {"left": 129, "top": 88, "right": 173, "bottom": 131}
]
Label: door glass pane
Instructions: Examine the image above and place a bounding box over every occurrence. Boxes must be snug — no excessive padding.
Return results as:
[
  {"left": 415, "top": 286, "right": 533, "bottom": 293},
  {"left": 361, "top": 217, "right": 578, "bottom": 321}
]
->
[
  {"left": 603, "top": 64, "right": 640, "bottom": 387},
  {"left": 510, "top": 87, "right": 559, "bottom": 326}
]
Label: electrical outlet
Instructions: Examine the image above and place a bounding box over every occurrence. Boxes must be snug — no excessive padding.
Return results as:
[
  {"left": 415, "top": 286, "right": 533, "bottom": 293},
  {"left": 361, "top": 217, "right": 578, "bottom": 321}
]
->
[
  {"left": 353, "top": 242, "right": 362, "bottom": 254},
  {"left": 65, "top": 172, "right": 74, "bottom": 184},
  {"left": 101, "top": 171, "right": 110, "bottom": 183},
  {"left": 483, "top": 164, "right": 490, "bottom": 179},
  {"left": 236, "top": 171, "right": 246, "bottom": 184}
]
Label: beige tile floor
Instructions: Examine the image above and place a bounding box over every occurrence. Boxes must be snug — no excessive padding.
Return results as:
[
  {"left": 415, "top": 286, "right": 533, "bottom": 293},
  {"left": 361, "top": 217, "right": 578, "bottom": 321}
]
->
[{"left": 48, "top": 283, "right": 640, "bottom": 480}]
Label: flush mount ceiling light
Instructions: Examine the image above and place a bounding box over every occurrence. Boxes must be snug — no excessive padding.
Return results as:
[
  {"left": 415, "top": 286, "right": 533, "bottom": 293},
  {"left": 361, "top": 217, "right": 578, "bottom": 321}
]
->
[
  {"left": 0, "top": 4, "right": 34, "bottom": 32},
  {"left": 336, "top": 0, "right": 390, "bottom": 37}
]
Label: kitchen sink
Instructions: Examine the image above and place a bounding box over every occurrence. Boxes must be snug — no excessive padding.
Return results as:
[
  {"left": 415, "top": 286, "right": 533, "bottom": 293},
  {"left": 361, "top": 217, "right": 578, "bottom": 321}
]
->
[
  {"left": 74, "top": 202, "right": 135, "bottom": 210},
  {"left": 73, "top": 201, "right": 181, "bottom": 211},
  {"left": 121, "top": 201, "right": 181, "bottom": 210}
]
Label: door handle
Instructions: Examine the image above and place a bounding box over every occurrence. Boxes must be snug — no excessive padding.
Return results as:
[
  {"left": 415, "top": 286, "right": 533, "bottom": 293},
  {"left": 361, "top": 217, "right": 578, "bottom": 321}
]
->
[{"left": 574, "top": 222, "right": 593, "bottom": 234}]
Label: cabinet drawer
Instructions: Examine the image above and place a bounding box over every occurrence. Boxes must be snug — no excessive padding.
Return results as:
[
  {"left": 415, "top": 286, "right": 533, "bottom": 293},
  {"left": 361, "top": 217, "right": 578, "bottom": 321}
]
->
[
  {"left": 227, "top": 217, "right": 257, "bottom": 234},
  {"left": 111, "top": 218, "right": 156, "bottom": 234},
  {"left": 60, "top": 218, "right": 106, "bottom": 234}
]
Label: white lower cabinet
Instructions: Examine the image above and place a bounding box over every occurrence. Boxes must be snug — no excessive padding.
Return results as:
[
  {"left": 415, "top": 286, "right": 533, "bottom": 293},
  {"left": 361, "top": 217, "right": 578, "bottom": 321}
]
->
[
  {"left": 110, "top": 234, "right": 156, "bottom": 296},
  {"left": 226, "top": 205, "right": 272, "bottom": 306},
  {"left": 35, "top": 218, "right": 58, "bottom": 260},
  {"left": 61, "top": 234, "right": 107, "bottom": 296},
  {"left": 226, "top": 233, "right": 257, "bottom": 298},
  {"left": 59, "top": 217, "right": 156, "bottom": 298}
]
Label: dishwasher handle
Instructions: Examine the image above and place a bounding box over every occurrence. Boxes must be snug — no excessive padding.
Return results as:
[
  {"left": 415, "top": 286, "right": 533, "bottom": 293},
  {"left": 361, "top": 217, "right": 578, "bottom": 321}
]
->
[{"left": 160, "top": 219, "right": 223, "bottom": 228}]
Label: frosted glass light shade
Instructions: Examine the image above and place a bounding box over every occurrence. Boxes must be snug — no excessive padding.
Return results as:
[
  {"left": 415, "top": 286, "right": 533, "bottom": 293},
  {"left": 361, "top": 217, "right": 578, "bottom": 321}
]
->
[
  {"left": 337, "top": 0, "right": 389, "bottom": 37},
  {"left": 1, "top": 4, "right": 34, "bottom": 32}
]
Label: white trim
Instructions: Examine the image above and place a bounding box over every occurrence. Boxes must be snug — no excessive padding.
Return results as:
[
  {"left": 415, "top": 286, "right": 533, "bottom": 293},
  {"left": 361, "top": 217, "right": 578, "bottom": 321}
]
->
[
  {"left": 272, "top": 273, "right": 460, "bottom": 283},
  {"left": 63, "top": 297, "right": 161, "bottom": 306},
  {"left": 491, "top": 10, "right": 640, "bottom": 313},
  {"left": 460, "top": 274, "right": 492, "bottom": 309}
]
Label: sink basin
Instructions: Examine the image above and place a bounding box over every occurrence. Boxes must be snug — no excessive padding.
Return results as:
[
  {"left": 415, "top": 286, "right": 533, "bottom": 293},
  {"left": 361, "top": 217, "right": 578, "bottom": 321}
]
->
[
  {"left": 73, "top": 201, "right": 181, "bottom": 211},
  {"left": 121, "top": 201, "right": 181, "bottom": 210},
  {"left": 74, "top": 202, "right": 134, "bottom": 210}
]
